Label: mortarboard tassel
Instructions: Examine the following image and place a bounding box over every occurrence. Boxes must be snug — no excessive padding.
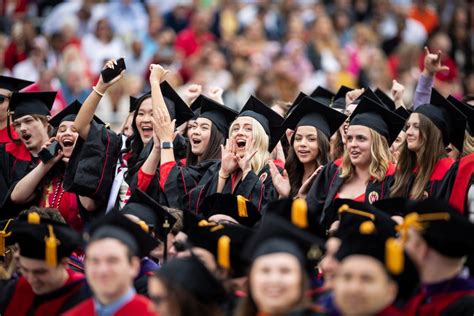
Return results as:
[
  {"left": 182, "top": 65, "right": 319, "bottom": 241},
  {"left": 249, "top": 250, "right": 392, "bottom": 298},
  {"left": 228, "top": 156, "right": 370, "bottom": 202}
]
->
[
  {"left": 218, "top": 235, "right": 231, "bottom": 270},
  {"left": 237, "top": 195, "right": 249, "bottom": 218},
  {"left": 0, "top": 219, "right": 13, "bottom": 256},
  {"left": 28, "top": 212, "right": 41, "bottom": 224},
  {"left": 386, "top": 237, "right": 404, "bottom": 275},
  {"left": 291, "top": 198, "right": 308, "bottom": 229},
  {"left": 338, "top": 204, "right": 375, "bottom": 220},
  {"left": 45, "top": 225, "right": 58, "bottom": 267},
  {"left": 138, "top": 220, "right": 149, "bottom": 233}
]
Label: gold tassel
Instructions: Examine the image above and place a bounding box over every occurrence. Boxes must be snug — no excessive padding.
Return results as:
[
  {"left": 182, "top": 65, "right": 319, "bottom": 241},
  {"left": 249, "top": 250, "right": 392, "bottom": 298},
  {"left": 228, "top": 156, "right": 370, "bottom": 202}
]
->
[
  {"left": 28, "top": 212, "right": 41, "bottom": 224},
  {"left": 45, "top": 225, "right": 58, "bottom": 267},
  {"left": 291, "top": 198, "right": 308, "bottom": 229},
  {"left": 385, "top": 238, "right": 404, "bottom": 275},
  {"left": 138, "top": 220, "right": 149, "bottom": 233},
  {"left": 359, "top": 221, "right": 376, "bottom": 234},
  {"left": 338, "top": 205, "right": 375, "bottom": 220},
  {"left": 0, "top": 219, "right": 13, "bottom": 256},
  {"left": 218, "top": 235, "right": 231, "bottom": 269},
  {"left": 237, "top": 195, "right": 249, "bottom": 218}
]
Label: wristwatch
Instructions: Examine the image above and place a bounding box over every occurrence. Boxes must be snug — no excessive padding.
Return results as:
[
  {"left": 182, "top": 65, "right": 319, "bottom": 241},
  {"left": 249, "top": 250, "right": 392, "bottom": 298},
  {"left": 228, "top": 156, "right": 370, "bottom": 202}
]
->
[{"left": 160, "top": 141, "right": 174, "bottom": 149}]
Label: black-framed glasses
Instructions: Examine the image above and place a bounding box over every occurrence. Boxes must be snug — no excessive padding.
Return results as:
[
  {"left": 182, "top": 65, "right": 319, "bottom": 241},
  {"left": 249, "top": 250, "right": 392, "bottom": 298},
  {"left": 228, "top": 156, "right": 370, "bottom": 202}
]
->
[{"left": 0, "top": 95, "right": 10, "bottom": 103}]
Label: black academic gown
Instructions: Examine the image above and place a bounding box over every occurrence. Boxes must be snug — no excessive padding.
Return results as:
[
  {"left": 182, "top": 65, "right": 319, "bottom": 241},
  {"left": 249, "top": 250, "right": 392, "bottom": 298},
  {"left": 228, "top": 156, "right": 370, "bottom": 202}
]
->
[
  {"left": 306, "top": 158, "right": 396, "bottom": 232},
  {"left": 185, "top": 161, "right": 279, "bottom": 214}
]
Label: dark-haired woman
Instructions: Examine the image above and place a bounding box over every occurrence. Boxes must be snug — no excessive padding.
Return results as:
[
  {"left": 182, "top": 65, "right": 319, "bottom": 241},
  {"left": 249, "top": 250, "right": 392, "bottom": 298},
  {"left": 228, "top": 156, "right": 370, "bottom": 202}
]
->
[
  {"left": 143, "top": 95, "right": 236, "bottom": 209},
  {"left": 269, "top": 96, "right": 347, "bottom": 199},
  {"left": 390, "top": 89, "right": 467, "bottom": 201}
]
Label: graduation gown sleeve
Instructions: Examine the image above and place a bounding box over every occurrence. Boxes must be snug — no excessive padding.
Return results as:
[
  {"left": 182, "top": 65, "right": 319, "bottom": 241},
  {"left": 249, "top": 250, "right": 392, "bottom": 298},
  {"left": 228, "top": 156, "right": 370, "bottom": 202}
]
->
[
  {"left": 449, "top": 153, "right": 474, "bottom": 215},
  {"left": 63, "top": 294, "right": 156, "bottom": 316},
  {"left": 63, "top": 121, "right": 122, "bottom": 204}
]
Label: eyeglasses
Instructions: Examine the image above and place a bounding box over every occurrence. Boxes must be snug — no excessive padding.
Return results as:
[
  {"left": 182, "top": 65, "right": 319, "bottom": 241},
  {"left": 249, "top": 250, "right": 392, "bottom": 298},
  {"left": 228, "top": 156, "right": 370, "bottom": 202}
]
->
[{"left": 0, "top": 95, "right": 10, "bottom": 103}]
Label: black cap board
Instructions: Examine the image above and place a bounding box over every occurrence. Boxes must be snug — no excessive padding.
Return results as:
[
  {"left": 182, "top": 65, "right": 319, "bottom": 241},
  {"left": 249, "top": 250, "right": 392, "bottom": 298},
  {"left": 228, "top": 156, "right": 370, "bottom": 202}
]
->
[
  {"left": 160, "top": 81, "right": 195, "bottom": 126},
  {"left": 10, "top": 91, "right": 57, "bottom": 120},
  {"left": 155, "top": 256, "right": 228, "bottom": 303},
  {"left": 374, "top": 88, "right": 396, "bottom": 111},
  {"left": 192, "top": 95, "right": 238, "bottom": 136},
  {"left": 49, "top": 100, "right": 105, "bottom": 127},
  {"left": 89, "top": 211, "right": 160, "bottom": 258},
  {"left": 414, "top": 89, "right": 467, "bottom": 151},
  {"left": 403, "top": 198, "right": 474, "bottom": 258},
  {"left": 244, "top": 213, "right": 325, "bottom": 275},
  {"left": 332, "top": 85, "right": 353, "bottom": 110},
  {"left": 286, "top": 91, "right": 308, "bottom": 116},
  {"left": 394, "top": 106, "right": 410, "bottom": 120},
  {"left": 447, "top": 95, "right": 474, "bottom": 137},
  {"left": 129, "top": 96, "right": 138, "bottom": 113},
  {"left": 200, "top": 193, "right": 261, "bottom": 227},
  {"left": 12, "top": 213, "right": 82, "bottom": 267},
  {"left": 310, "top": 86, "right": 335, "bottom": 106},
  {"left": 283, "top": 96, "right": 348, "bottom": 138},
  {"left": 0, "top": 75, "right": 33, "bottom": 92},
  {"left": 121, "top": 189, "right": 177, "bottom": 241},
  {"left": 237, "top": 95, "right": 285, "bottom": 152},
  {"left": 349, "top": 96, "right": 406, "bottom": 145}
]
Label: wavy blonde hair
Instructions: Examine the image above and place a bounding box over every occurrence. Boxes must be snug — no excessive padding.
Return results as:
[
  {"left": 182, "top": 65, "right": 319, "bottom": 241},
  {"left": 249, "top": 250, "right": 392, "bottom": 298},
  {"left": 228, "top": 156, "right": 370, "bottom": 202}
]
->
[
  {"left": 340, "top": 129, "right": 390, "bottom": 182},
  {"left": 462, "top": 131, "right": 474, "bottom": 157},
  {"left": 229, "top": 117, "right": 270, "bottom": 175}
]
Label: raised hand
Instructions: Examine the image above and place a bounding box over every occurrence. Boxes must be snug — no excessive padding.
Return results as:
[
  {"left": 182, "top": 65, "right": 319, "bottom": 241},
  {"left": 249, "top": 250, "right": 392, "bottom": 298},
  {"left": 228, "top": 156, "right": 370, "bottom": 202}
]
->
[
  {"left": 236, "top": 139, "right": 257, "bottom": 175},
  {"left": 345, "top": 88, "right": 365, "bottom": 106},
  {"left": 206, "top": 86, "right": 224, "bottom": 104},
  {"left": 220, "top": 138, "right": 239, "bottom": 176},
  {"left": 151, "top": 105, "right": 176, "bottom": 144},
  {"left": 268, "top": 159, "right": 290, "bottom": 198},
  {"left": 297, "top": 165, "right": 323, "bottom": 198},
  {"left": 96, "top": 59, "right": 125, "bottom": 93},
  {"left": 391, "top": 80, "right": 405, "bottom": 107},
  {"left": 149, "top": 64, "right": 169, "bottom": 84},
  {"left": 183, "top": 84, "right": 202, "bottom": 105},
  {"left": 423, "top": 46, "right": 449, "bottom": 77}
]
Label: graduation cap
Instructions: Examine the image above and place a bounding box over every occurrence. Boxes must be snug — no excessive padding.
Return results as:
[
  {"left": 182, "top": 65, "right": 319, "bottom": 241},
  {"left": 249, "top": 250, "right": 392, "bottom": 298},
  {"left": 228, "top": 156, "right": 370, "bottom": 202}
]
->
[
  {"left": 155, "top": 256, "right": 227, "bottom": 303},
  {"left": 160, "top": 81, "right": 194, "bottom": 126},
  {"left": 0, "top": 218, "right": 15, "bottom": 257},
  {"left": 264, "top": 197, "right": 326, "bottom": 238},
  {"left": 414, "top": 89, "right": 467, "bottom": 151},
  {"left": 333, "top": 199, "right": 398, "bottom": 241},
  {"left": 283, "top": 96, "right": 348, "bottom": 138},
  {"left": 243, "top": 213, "right": 326, "bottom": 275},
  {"left": 49, "top": 100, "right": 105, "bottom": 128},
  {"left": 310, "top": 86, "right": 335, "bottom": 106},
  {"left": 129, "top": 96, "right": 138, "bottom": 113},
  {"left": 374, "top": 88, "right": 396, "bottom": 111},
  {"left": 237, "top": 95, "right": 285, "bottom": 152},
  {"left": 192, "top": 95, "right": 238, "bottom": 136},
  {"left": 12, "top": 212, "right": 82, "bottom": 267},
  {"left": 200, "top": 193, "right": 261, "bottom": 228},
  {"left": 88, "top": 211, "right": 160, "bottom": 258},
  {"left": 447, "top": 95, "right": 474, "bottom": 136},
  {"left": 121, "top": 189, "right": 177, "bottom": 241},
  {"left": 183, "top": 213, "right": 253, "bottom": 276},
  {"left": 400, "top": 198, "right": 474, "bottom": 258},
  {"left": 372, "top": 197, "right": 409, "bottom": 217},
  {"left": 9, "top": 91, "right": 57, "bottom": 121},
  {"left": 0, "top": 75, "right": 33, "bottom": 92},
  {"left": 394, "top": 106, "right": 410, "bottom": 120},
  {"left": 332, "top": 85, "right": 353, "bottom": 110},
  {"left": 349, "top": 96, "right": 406, "bottom": 145},
  {"left": 286, "top": 91, "right": 309, "bottom": 115}
]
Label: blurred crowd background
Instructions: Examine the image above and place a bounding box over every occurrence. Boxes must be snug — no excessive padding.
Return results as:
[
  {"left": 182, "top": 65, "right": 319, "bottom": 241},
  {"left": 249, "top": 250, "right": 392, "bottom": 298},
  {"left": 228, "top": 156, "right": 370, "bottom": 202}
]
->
[{"left": 0, "top": 0, "right": 472, "bottom": 130}]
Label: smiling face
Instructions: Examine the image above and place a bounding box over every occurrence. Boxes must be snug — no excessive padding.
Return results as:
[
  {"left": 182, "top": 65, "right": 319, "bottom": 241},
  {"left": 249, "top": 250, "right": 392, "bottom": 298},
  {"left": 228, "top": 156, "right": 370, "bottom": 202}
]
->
[
  {"left": 189, "top": 117, "right": 212, "bottom": 157},
  {"left": 346, "top": 125, "right": 372, "bottom": 168},
  {"left": 405, "top": 113, "right": 422, "bottom": 153},
  {"left": 13, "top": 115, "right": 50, "bottom": 156},
  {"left": 19, "top": 256, "right": 68, "bottom": 295},
  {"left": 134, "top": 98, "right": 153, "bottom": 144},
  {"left": 293, "top": 125, "right": 319, "bottom": 165},
  {"left": 230, "top": 116, "right": 255, "bottom": 158},
  {"left": 250, "top": 252, "right": 303, "bottom": 314},
  {"left": 334, "top": 255, "right": 397, "bottom": 316},
  {"left": 56, "top": 120, "right": 78, "bottom": 161}
]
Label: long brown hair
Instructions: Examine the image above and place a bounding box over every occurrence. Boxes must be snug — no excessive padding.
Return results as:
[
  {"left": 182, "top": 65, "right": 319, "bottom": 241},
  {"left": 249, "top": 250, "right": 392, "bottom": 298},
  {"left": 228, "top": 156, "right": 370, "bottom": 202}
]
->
[
  {"left": 391, "top": 114, "right": 446, "bottom": 199},
  {"left": 340, "top": 129, "right": 390, "bottom": 182},
  {"left": 286, "top": 126, "right": 330, "bottom": 197}
]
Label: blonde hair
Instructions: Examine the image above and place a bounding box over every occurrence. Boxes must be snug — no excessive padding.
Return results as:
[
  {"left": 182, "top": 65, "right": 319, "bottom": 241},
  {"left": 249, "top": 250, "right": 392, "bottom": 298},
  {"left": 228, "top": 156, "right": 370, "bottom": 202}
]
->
[
  {"left": 462, "top": 131, "right": 474, "bottom": 157},
  {"left": 340, "top": 129, "right": 390, "bottom": 182},
  {"left": 229, "top": 117, "right": 270, "bottom": 175}
]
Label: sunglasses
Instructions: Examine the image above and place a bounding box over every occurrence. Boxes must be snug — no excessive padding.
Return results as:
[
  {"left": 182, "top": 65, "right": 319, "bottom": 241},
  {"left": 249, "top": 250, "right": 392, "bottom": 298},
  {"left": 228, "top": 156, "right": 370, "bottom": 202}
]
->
[{"left": 0, "top": 95, "right": 10, "bottom": 103}]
